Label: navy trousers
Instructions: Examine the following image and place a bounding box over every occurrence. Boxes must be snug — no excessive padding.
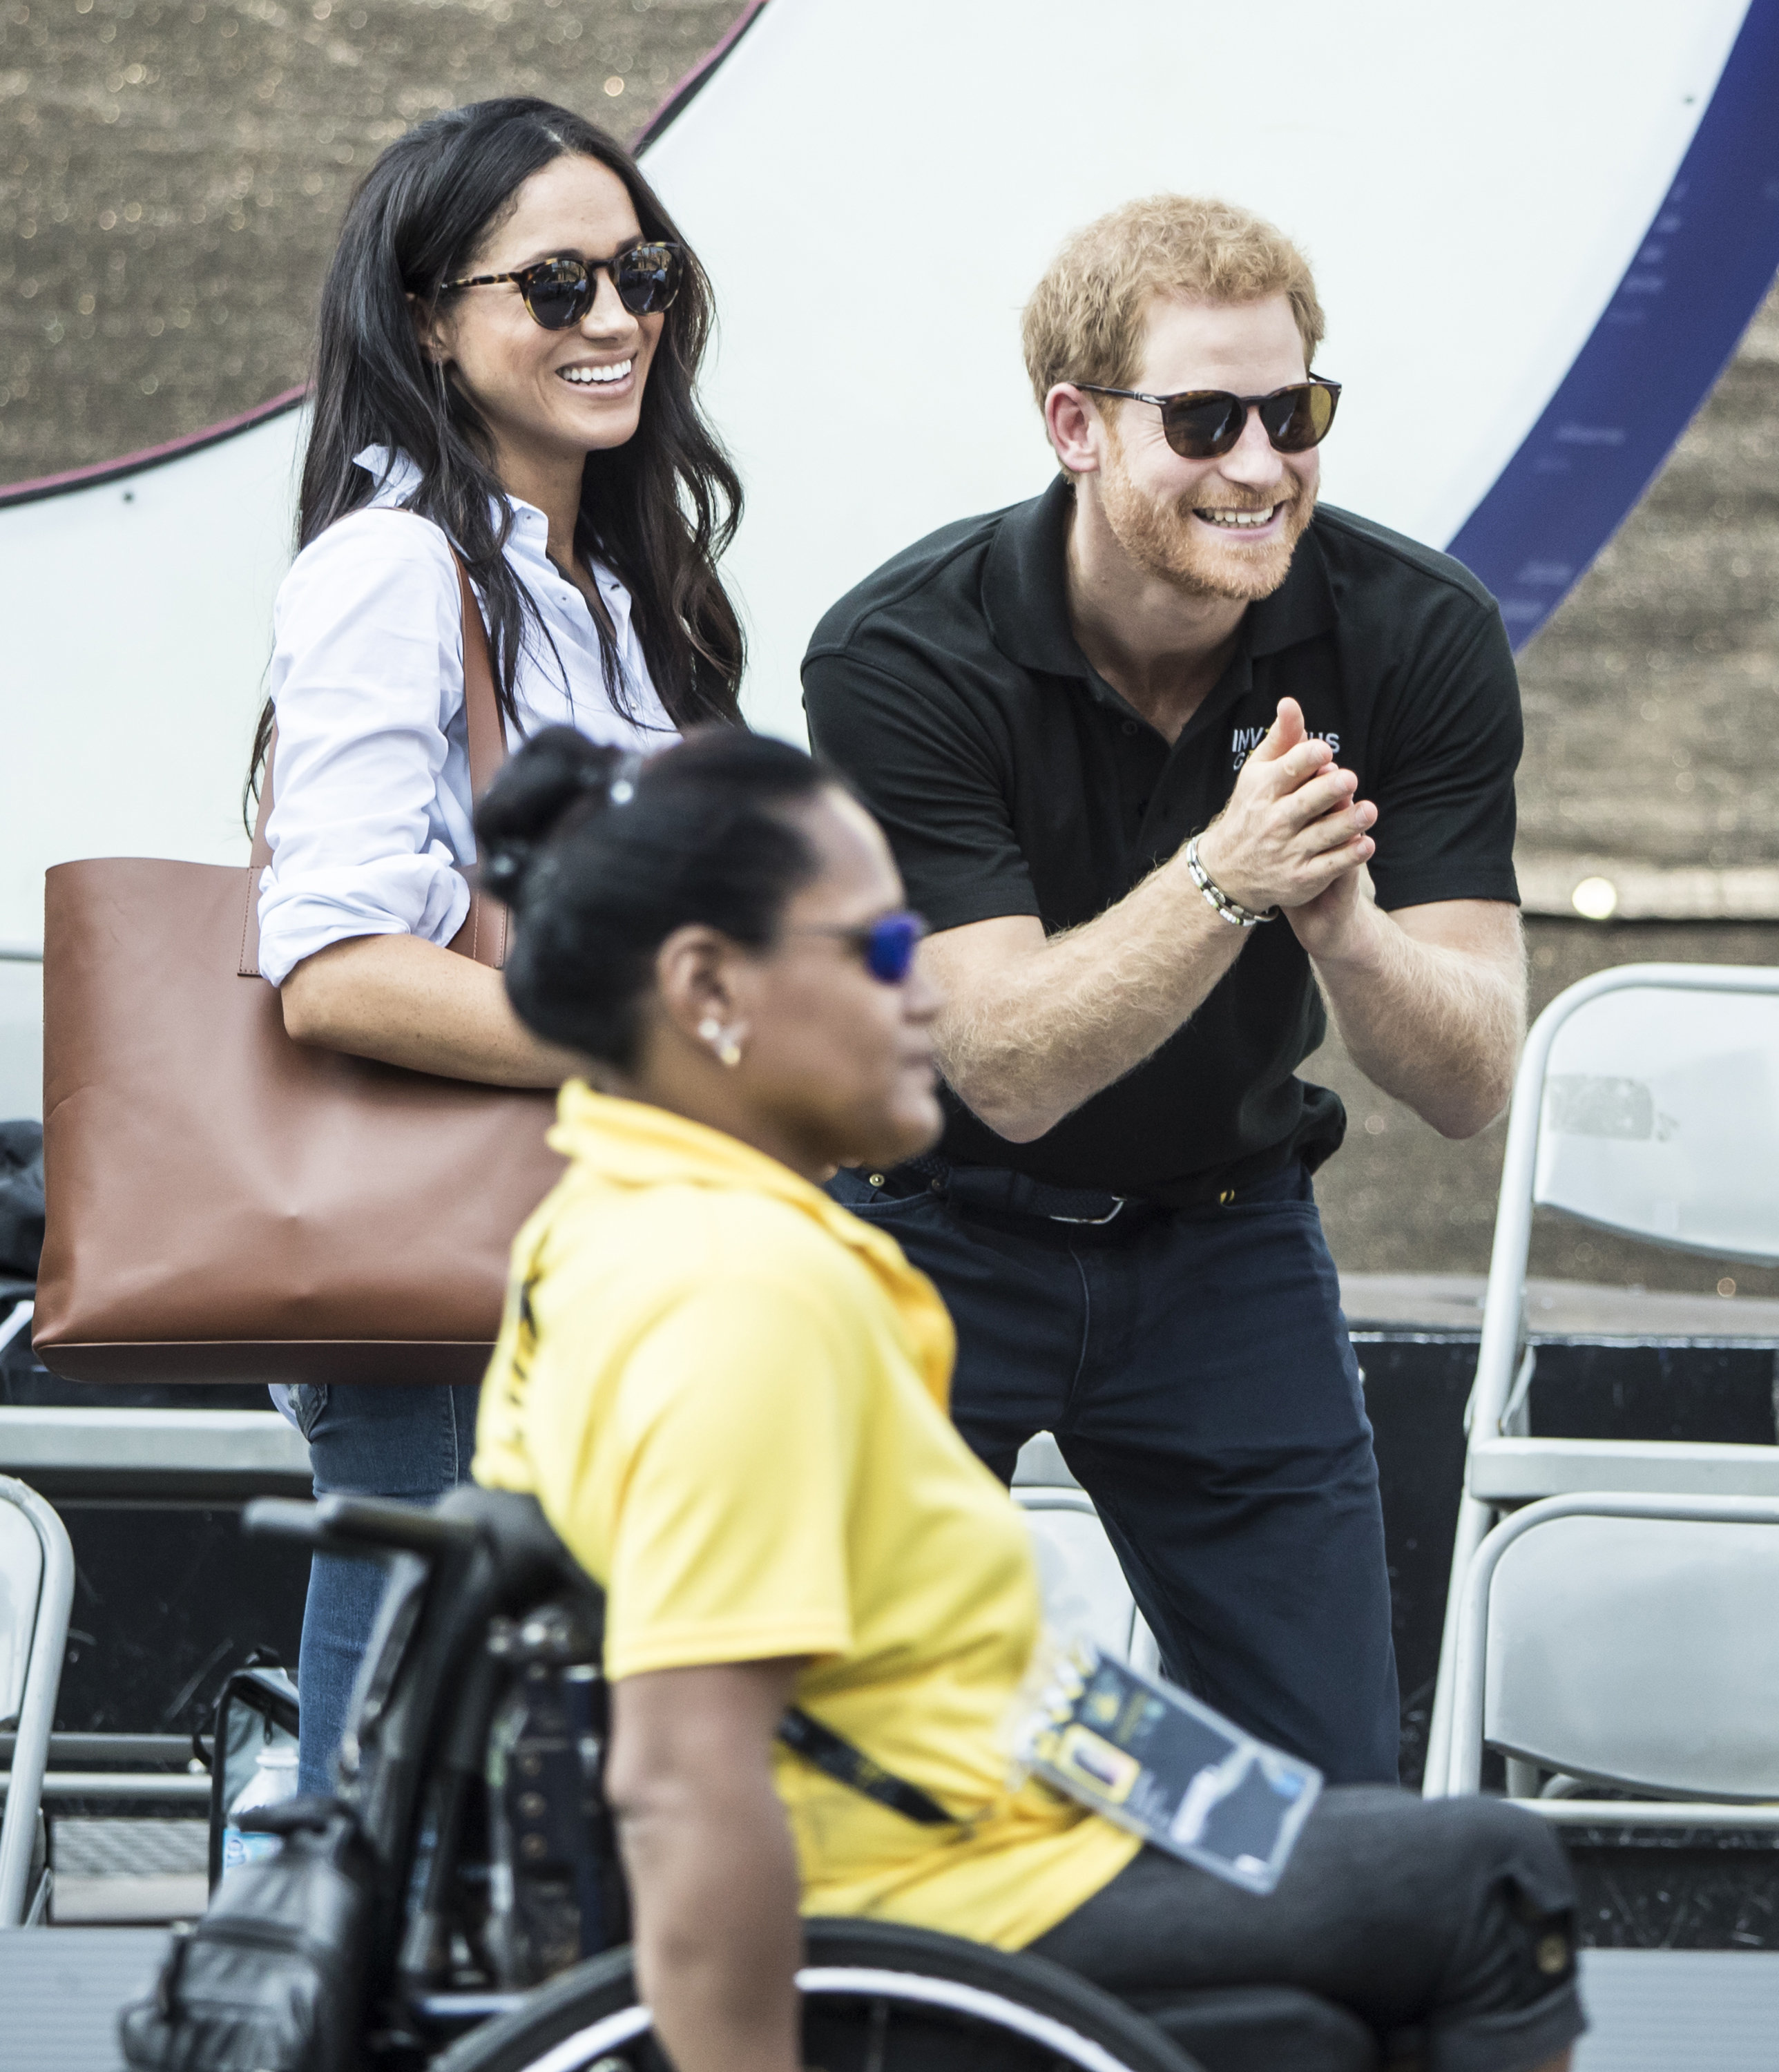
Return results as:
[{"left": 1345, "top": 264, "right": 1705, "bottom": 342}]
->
[{"left": 829, "top": 1160, "right": 1401, "bottom": 1785}]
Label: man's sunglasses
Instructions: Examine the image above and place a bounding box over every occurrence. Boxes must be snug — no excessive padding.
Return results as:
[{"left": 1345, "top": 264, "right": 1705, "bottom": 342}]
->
[
  {"left": 442, "top": 242, "right": 684, "bottom": 329},
  {"left": 794, "top": 910, "right": 927, "bottom": 984},
  {"left": 1075, "top": 378, "right": 1341, "bottom": 460}
]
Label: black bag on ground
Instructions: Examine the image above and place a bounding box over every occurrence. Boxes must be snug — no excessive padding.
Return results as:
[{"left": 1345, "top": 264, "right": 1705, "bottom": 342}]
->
[
  {"left": 0, "top": 1118, "right": 44, "bottom": 1290},
  {"left": 0, "top": 1121, "right": 43, "bottom": 1392},
  {"left": 119, "top": 1797, "right": 376, "bottom": 2072}
]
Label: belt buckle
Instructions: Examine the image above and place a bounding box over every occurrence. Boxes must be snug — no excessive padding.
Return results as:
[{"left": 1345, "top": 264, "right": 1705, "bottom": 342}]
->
[{"left": 1048, "top": 1196, "right": 1126, "bottom": 1227}]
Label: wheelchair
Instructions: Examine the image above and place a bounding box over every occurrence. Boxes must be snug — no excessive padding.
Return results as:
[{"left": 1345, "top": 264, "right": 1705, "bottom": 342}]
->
[{"left": 247, "top": 1486, "right": 1378, "bottom": 2072}]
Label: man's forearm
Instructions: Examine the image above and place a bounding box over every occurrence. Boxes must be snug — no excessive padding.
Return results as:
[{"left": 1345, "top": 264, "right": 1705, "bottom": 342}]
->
[
  {"left": 1312, "top": 903, "right": 1525, "bottom": 1138},
  {"left": 929, "top": 702, "right": 1379, "bottom": 1143},
  {"left": 934, "top": 856, "right": 1247, "bottom": 1142}
]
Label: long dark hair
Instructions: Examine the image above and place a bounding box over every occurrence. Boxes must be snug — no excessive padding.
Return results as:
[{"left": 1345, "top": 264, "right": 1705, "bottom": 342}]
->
[
  {"left": 476, "top": 726, "right": 831, "bottom": 1069},
  {"left": 249, "top": 95, "right": 744, "bottom": 804}
]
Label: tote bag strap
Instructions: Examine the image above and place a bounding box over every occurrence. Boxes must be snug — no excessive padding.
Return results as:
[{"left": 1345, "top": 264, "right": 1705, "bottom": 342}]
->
[{"left": 239, "top": 557, "right": 510, "bottom": 977}]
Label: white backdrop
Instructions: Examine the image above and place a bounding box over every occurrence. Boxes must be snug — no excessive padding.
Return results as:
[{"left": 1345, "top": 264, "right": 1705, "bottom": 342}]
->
[
  {"left": 0, "top": 0, "right": 1756, "bottom": 1114},
  {"left": 0, "top": 407, "right": 305, "bottom": 941},
  {"left": 651, "top": 0, "right": 1747, "bottom": 740}
]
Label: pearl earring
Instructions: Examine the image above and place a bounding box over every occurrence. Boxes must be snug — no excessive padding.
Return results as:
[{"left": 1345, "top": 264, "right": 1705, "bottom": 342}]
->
[{"left": 698, "top": 1017, "right": 743, "bottom": 1068}]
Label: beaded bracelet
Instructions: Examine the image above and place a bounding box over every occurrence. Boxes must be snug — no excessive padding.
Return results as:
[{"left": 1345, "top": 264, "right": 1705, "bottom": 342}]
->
[{"left": 1185, "top": 835, "right": 1277, "bottom": 928}]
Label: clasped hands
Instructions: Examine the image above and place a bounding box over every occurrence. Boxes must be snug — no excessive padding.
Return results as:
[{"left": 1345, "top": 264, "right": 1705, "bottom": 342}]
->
[{"left": 1191, "top": 698, "right": 1377, "bottom": 960}]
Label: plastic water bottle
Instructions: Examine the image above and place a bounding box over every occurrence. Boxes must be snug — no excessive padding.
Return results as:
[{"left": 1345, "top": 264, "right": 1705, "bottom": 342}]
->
[{"left": 221, "top": 1741, "right": 299, "bottom": 1878}]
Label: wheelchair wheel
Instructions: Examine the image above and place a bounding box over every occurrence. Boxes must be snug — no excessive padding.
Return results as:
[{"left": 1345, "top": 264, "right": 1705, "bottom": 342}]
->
[{"left": 432, "top": 1916, "right": 1204, "bottom": 2072}]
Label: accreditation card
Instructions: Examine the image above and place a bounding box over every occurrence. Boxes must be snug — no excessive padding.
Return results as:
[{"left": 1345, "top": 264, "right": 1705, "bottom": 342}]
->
[{"left": 1014, "top": 1642, "right": 1322, "bottom": 1895}]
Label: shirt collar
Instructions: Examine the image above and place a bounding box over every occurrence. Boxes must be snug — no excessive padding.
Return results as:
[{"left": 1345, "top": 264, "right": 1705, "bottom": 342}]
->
[
  {"left": 981, "top": 476, "right": 1087, "bottom": 676},
  {"left": 353, "top": 444, "right": 426, "bottom": 510},
  {"left": 352, "top": 445, "right": 634, "bottom": 620},
  {"left": 548, "top": 1080, "right": 825, "bottom": 1202},
  {"left": 981, "top": 473, "right": 1340, "bottom": 678},
  {"left": 352, "top": 441, "right": 551, "bottom": 550},
  {"left": 546, "top": 1080, "right": 956, "bottom": 1405},
  {"left": 1249, "top": 518, "right": 1338, "bottom": 656}
]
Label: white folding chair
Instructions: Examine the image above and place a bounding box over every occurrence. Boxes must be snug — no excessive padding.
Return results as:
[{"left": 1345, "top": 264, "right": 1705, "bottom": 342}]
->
[
  {"left": 0, "top": 1473, "right": 75, "bottom": 1924},
  {"left": 1013, "top": 1435, "right": 1161, "bottom": 1676},
  {"left": 1424, "top": 964, "right": 1779, "bottom": 1796},
  {"left": 1443, "top": 1493, "right": 1779, "bottom": 1823}
]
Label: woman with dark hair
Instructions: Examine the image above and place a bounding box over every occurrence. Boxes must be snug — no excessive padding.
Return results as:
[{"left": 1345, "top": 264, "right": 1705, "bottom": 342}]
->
[
  {"left": 253, "top": 95, "right": 742, "bottom": 1789},
  {"left": 470, "top": 724, "right": 1584, "bottom": 2072}
]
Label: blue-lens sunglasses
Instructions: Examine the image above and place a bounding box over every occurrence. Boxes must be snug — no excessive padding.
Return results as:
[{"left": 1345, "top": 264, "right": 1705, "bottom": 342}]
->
[{"left": 794, "top": 910, "right": 927, "bottom": 984}]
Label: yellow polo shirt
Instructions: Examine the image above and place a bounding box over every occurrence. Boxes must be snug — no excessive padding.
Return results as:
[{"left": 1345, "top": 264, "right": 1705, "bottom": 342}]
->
[{"left": 474, "top": 1083, "right": 1139, "bottom": 1950}]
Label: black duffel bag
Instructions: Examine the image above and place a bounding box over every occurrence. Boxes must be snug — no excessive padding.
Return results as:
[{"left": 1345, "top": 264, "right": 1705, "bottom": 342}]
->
[{"left": 119, "top": 1797, "right": 376, "bottom": 2072}]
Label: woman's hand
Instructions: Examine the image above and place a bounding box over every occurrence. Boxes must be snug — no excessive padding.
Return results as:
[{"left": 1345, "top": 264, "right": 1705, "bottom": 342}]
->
[
  {"left": 607, "top": 1657, "right": 807, "bottom": 2072},
  {"left": 280, "top": 932, "right": 584, "bottom": 1087}
]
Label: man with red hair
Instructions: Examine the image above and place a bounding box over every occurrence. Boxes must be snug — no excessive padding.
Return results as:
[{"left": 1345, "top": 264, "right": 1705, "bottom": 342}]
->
[{"left": 805, "top": 194, "right": 1525, "bottom": 1785}]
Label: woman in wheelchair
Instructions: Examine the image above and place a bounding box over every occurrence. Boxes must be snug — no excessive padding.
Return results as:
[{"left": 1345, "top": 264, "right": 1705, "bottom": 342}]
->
[{"left": 466, "top": 724, "right": 1586, "bottom": 2072}]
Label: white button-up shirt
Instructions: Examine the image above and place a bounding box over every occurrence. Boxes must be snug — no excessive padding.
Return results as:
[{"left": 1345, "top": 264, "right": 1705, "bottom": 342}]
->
[{"left": 256, "top": 445, "right": 674, "bottom": 985}]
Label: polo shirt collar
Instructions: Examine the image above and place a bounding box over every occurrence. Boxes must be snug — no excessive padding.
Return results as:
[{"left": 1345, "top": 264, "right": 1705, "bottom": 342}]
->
[
  {"left": 982, "top": 476, "right": 1086, "bottom": 676},
  {"left": 1249, "top": 518, "right": 1338, "bottom": 655},
  {"left": 981, "top": 473, "right": 1340, "bottom": 678},
  {"left": 546, "top": 1081, "right": 956, "bottom": 1405},
  {"left": 548, "top": 1079, "right": 828, "bottom": 1209}
]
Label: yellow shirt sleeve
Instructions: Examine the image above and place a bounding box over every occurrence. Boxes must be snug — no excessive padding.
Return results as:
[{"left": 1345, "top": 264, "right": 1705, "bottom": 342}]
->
[{"left": 549, "top": 1271, "right": 863, "bottom": 1681}]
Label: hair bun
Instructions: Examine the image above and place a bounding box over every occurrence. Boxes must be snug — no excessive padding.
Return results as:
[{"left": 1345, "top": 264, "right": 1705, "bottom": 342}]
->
[{"left": 474, "top": 726, "right": 633, "bottom": 907}]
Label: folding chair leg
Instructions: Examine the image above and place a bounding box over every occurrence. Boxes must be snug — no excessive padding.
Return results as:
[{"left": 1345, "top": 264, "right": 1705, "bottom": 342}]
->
[
  {"left": 0, "top": 1479, "right": 75, "bottom": 1926},
  {"left": 1423, "top": 1492, "right": 1495, "bottom": 1796}
]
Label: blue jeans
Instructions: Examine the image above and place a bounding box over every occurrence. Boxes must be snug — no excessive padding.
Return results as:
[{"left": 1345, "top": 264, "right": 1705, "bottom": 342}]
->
[
  {"left": 828, "top": 1159, "right": 1400, "bottom": 1784},
  {"left": 289, "top": 1382, "right": 481, "bottom": 1793}
]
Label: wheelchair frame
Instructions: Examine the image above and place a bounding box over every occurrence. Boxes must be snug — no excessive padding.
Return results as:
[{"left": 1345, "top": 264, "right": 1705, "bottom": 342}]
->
[{"left": 245, "top": 1486, "right": 1371, "bottom": 2072}]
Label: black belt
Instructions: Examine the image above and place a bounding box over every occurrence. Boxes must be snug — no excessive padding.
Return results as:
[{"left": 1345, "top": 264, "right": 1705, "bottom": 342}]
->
[
  {"left": 905, "top": 1155, "right": 1135, "bottom": 1225},
  {"left": 891, "top": 1150, "right": 1295, "bottom": 1225}
]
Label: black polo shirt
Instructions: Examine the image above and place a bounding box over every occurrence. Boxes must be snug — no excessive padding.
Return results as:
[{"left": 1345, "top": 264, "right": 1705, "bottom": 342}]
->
[{"left": 802, "top": 477, "right": 1521, "bottom": 1204}]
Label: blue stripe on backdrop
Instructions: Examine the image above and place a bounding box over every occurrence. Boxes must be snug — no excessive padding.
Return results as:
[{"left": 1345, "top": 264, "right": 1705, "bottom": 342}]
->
[{"left": 1446, "top": 0, "right": 1779, "bottom": 651}]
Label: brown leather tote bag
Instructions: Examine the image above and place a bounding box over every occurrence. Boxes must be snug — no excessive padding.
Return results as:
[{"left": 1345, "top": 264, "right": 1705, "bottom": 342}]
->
[{"left": 33, "top": 564, "right": 565, "bottom": 1387}]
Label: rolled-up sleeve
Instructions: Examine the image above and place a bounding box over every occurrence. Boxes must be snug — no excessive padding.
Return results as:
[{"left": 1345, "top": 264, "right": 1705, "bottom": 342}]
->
[{"left": 257, "top": 510, "right": 475, "bottom": 986}]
